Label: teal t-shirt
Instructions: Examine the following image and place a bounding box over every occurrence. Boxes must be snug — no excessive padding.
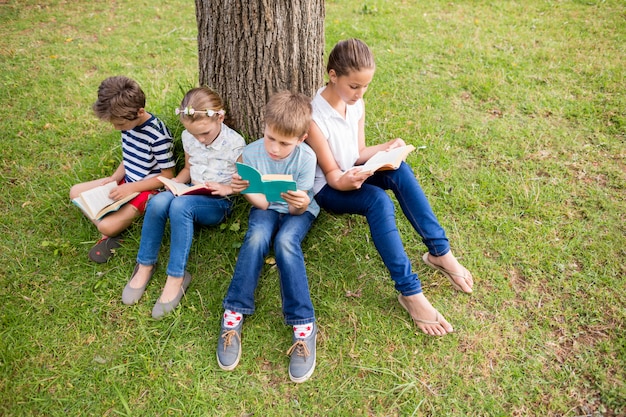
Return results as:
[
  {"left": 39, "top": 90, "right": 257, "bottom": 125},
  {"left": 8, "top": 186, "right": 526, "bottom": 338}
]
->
[{"left": 242, "top": 139, "right": 320, "bottom": 217}]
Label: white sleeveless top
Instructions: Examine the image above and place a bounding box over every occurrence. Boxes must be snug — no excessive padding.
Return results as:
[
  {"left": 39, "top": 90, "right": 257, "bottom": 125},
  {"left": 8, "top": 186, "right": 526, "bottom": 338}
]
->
[{"left": 310, "top": 86, "right": 364, "bottom": 194}]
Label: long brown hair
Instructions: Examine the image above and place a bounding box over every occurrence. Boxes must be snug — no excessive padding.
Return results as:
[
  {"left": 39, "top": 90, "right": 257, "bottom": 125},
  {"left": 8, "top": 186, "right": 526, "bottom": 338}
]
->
[{"left": 326, "top": 38, "right": 375, "bottom": 77}]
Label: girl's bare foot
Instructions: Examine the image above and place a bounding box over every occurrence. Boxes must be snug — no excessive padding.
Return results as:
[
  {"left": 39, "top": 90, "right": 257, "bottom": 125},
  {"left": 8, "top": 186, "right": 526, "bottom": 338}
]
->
[
  {"left": 397, "top": 293, "right": 453, "bottom": 336},
  {"left": 423, "top": 252, "right": 474, "bottom": 293}
]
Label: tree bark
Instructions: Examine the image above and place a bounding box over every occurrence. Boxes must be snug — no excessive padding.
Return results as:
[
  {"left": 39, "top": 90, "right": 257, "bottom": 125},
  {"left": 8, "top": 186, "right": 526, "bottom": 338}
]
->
[{"left": 195, "top": 0, "right": 325, "bottom": 139}]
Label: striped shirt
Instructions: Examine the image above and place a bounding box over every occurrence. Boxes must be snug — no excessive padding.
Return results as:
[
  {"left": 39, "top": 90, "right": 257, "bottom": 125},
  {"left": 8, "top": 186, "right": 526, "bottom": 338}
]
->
[{"left": 121, "top": 113, "right": 175, "bottom": 182}]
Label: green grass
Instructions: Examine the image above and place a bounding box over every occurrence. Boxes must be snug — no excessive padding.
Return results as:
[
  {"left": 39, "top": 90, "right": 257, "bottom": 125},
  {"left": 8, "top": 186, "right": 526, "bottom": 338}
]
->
[{"left": 1, "top": 0, "right": 625, "bottom": 415}]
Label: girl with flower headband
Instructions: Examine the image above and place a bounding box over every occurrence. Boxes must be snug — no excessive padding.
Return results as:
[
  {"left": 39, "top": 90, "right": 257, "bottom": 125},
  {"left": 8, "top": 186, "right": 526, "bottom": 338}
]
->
[{"left": 122, "top": 86, "right": 246, "bottom": 319}]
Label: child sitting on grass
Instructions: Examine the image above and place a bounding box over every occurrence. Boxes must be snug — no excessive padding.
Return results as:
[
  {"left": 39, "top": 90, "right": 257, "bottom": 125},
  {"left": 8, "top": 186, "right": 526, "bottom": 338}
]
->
[
  {"left": 306, "top": 39, "right": 474, "bottom": 336},
  {"left": 217, "top": 91, "right": 319, "bottom": 383},
  {"left": 70, "top": 75, "right": 175, "bottom": 263},
  {"left": 122, "top": 86, "right": 245, "bottom": 319}
]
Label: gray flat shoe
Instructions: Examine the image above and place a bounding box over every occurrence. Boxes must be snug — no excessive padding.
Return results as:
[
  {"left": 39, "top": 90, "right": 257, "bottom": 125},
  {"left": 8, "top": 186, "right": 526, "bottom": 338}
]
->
[
  {"left": 122, "top": 263, "right": 156, "bottom": 305},
  {"left": 151, "top": 271, "right": 192, "bottom": 319}
]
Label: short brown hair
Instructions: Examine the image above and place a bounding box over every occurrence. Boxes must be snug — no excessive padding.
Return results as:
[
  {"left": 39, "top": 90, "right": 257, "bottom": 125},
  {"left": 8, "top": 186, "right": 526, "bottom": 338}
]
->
[
  {"left": 92, "top": 76, "right": 146, "bottom": 121},
  {"left": 327, "top": 38, "right": 375, "bottom": 77},
  {"left": 264, "top": 91, "right": 312, "bottom": 138}
]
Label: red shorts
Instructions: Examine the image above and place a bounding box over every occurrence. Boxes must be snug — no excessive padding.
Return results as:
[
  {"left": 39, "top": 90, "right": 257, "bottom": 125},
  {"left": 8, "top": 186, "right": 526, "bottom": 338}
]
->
[
  {"left": 119, "top": 179, "right": 158, "bottom": 214},
  {"left": 129, "top": 190, "right": 157, "bottom": 213}
]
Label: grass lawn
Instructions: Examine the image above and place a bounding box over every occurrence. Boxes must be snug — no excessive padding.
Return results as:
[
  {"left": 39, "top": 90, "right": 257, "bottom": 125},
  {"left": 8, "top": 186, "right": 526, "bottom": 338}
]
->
[{"left": 0, "top": 0, "right": 624, "bottom": 415}]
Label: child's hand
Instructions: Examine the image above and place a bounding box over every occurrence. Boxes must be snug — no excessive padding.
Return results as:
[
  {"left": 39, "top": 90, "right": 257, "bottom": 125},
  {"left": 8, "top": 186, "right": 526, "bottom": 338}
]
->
[
  {"left": 204, "top": 181, "right": 229, "bottom": 196},
  {"left": 230, "top": 173, "right": 249, "bottom": 194},
  {"left": 342, "top": 167, "right": 371, "bottom": 190},
  {"left": 108, "top": 182, "right": 136, "bottom": 200},
  {"left": 282, "top": 189, "right": 310, "bottom": 210},
  {"left": 100, "top": 176, "right": 117, "bottom": 186},
  {"left": 385, "top": 138, "right": 406, "bottom": 150}
]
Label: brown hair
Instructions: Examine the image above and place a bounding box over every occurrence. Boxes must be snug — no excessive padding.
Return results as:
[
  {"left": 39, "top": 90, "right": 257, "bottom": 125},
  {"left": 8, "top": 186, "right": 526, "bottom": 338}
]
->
[
  {"left": 178, "top": 86, "right": 225, "bottom": 122},
  {"left": 326, "top": 38, "right": 375, "bottom": 77},
  {"left": 264, "top": 91, "right": 312, "bottom": 138},
  {"left": 92, "top": 76, "right": 146, "bottom": 121}
]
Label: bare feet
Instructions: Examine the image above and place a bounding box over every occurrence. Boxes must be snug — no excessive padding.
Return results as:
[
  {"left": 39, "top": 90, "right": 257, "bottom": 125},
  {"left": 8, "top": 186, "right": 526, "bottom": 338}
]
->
[
  {"left": 128, "top": 264, "right": 154, "bottom": 289},
  {"left": 422, "top": 252, "right": 474, "bottom": 293},
  {"left": 158, "top": 275, "right": 185, "bottom": 303},
  {"left": 397, "top": 293, "right": 453, "bottom": 336}
]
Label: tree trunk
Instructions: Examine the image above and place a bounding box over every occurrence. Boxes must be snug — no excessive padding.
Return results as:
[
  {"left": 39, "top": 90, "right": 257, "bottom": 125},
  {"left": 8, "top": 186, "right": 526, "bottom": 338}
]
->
[{"left": 195, "top": 0, "right": 325, "bottom": 140}]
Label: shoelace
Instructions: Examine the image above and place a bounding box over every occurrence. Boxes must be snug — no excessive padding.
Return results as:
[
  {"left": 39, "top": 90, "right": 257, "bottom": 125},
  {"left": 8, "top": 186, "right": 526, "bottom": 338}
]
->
[
  {"left": 220, "top": 329, "right": 240, "bottom": 351},
  {"left": 286, "top": 340, "right": 310, "bottom": 358}
]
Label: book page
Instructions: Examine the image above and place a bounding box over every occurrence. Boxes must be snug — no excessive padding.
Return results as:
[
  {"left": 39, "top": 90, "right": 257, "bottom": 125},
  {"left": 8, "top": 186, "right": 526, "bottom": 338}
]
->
[
  {"left": 94, "top": 192, "right": 138, "bottom": 220},
  {"left": 262, "top": 174, "right": 294, "bottom": 181},
  {"left": 158, "top": 176, "right": 188, "bottom": 195},
  {"left": 79, "top": 182, "right": 117, "bottom": 216},
  {"left": 361, "top": 145, "right": 415, "bottom": 172}
]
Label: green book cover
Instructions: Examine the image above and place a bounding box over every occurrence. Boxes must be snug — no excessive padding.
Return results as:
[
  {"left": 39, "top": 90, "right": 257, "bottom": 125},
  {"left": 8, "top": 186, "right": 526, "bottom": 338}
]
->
[{"left": 236, "top": 162, "right": 297, "bottom": 202}]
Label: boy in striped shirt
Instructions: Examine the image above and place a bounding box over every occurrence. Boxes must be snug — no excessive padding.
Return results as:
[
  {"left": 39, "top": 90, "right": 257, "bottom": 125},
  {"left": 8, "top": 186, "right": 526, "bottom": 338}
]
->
[{"left": 70, "top": 76, "right": 175, "bottom": 263}]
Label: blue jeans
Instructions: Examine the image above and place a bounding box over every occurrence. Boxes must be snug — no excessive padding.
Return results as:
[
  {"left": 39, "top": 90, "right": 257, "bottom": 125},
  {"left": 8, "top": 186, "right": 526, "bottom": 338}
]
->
[
  {"left": 136, "top": 191, "right": 233, "bottom": 278},
  {"left": 315, "top": 162, "right": 450, "bottom": 296},
  {"left": 223, "top": 208, "right": 316, "bottom": 325}
]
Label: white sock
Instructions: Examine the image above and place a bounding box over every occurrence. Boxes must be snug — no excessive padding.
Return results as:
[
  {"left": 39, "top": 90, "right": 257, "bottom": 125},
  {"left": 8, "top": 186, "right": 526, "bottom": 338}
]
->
[
  {"left": 293, "top": 322, "right": 314, "bottom": 339},
  {"left": 223, "top": 310, "right": 242, "bottom": 328}
]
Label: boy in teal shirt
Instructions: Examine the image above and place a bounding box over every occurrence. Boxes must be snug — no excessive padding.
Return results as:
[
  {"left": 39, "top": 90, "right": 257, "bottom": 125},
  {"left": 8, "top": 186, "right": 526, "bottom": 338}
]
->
[{"left": 217, "top": 91, "right": 319, "bottom": 383}]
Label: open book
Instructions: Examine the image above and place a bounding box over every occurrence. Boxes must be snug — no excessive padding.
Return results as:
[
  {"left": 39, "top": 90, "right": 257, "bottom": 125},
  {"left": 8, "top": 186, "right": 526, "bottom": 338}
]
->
[
  {"left": 236, "top": 162, "right": 297, "bottom": 202},
  {"left": 359, "top": 144, "right": 416, "bottom": 173},
  {"left": 157, "top": 176, "right": 215, "bottom": 196},
  {"left": 72, "top": 181, "right": 139, "bottom": 221}
]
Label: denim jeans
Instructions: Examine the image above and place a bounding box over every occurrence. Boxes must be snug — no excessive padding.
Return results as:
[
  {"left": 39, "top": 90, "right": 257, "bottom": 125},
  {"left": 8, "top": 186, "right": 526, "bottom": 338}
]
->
[
  {"left": 315, "top": 162, "right": 450, "bottom": 296},
  {"left": 136, "top": 191, "right": 233, "bottom": 278},
  {"left": 223, "top": 208, "right": 316, "bottom": 325}
]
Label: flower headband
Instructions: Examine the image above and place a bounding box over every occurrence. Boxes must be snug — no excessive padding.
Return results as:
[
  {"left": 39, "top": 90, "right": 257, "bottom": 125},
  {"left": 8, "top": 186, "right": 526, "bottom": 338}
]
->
[{"left": 175, "top": 106, "right": 225, "bottom": 117}]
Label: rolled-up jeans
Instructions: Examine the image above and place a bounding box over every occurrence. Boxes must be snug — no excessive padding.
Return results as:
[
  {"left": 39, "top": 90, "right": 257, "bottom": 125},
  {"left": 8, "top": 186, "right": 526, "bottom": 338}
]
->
[{"left": 314, "top": 162, "right": 450, "bottom": 296}]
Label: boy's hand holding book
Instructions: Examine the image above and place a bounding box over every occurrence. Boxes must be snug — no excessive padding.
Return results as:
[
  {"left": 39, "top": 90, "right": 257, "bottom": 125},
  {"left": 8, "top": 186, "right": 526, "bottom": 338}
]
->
[
  {"left": 281, "top": 189, "right": 310, "bottom": 211},
  {"left": 108, "top": 182, "right": 138, "bottom": 200},
  {"left": 72, "top": 182, "right": 139, "bottom": 221},
  {"left": 230, "top": 173, "right": 249, "bottom": 194},
  {"left": 235, "top": 162, "right": 297, "bottom": 202}
]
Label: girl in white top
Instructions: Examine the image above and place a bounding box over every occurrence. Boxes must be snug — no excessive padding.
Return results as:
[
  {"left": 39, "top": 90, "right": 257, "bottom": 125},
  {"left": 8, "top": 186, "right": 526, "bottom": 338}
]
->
[
  {"left": 307, "top": 39, "right": 474, "bottom": 336},
  {"left": 122, "top": 87, "right": 245, "bottom": 319}
]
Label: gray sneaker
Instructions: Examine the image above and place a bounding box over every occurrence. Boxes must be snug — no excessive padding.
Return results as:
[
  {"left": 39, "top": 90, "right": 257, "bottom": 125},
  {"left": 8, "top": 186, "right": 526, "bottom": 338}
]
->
[
  {"left": 287, "top": 323, "right": 317, "bottom": 383},
  {"left": 217, "top": 317, "right": 243, "bottom": 371}
]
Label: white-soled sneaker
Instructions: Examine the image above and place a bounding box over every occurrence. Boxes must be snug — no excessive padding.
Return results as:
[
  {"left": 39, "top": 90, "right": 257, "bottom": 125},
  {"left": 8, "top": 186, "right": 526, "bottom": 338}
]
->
[
  {"left": 287, "top": 323, "right": 317, "bottom": 383},
  {"left": 217, "top": 318, "right": 243, "bottom": 371}
]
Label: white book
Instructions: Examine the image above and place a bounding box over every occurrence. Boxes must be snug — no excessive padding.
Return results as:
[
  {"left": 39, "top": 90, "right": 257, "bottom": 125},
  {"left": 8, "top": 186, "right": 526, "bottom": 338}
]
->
[
  {"left": 360, "top": 144, "right": 416, "bottom": 173},
  {"left": 72, "top": 182, "right": 138, "bottom": 220}
]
